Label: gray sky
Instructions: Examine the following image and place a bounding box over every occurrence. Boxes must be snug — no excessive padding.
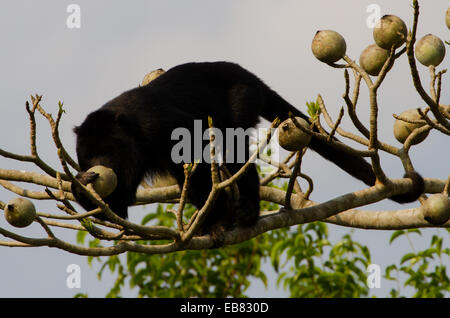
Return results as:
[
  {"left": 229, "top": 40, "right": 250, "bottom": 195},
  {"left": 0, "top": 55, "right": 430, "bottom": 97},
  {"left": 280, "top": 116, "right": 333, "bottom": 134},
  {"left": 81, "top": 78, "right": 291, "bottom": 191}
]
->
[{"left": 0, "top": 0, "right": 448, "bottom": 298}]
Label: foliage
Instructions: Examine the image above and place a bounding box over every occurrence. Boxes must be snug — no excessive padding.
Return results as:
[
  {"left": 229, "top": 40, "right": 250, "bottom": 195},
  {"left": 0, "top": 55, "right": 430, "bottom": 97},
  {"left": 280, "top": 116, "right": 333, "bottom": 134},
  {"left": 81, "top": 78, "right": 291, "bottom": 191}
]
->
[
  {"left": 386, "top": 229, "right": 450, "bottom": 298},
  {"left": 79, "top": 202, "right": 284, "bottom": 298},
  {"left": 306, "top": 100, "right": 321, "bottom": 121},
  {"left": 79, "top": 198, "right": 375, "bottom": 298},
  {"left": 272, "top": 224, "right": 371, "bottom": 298},
  {"left": 77, "top": 199, "right": 449, "bottom": 298}
]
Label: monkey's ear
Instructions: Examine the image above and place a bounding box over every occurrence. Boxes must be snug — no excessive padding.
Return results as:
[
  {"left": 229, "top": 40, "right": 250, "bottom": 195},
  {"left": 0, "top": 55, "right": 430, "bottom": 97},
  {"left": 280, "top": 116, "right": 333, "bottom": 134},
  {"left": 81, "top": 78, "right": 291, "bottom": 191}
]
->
[
  {"left": 115, "top": 113, "right": 130, "bottom": 129},
  {"left": 74, "top": 110, "right": 115, "bottom": 137},
  {"left": 115, "top": 113, "right": 139, "bottom": 136}
]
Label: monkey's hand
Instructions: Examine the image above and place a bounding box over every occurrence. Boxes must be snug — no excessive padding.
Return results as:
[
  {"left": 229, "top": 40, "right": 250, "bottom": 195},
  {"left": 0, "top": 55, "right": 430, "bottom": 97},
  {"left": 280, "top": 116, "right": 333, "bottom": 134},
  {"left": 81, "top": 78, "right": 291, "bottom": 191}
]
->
[
  {"left": 71, "top": 171, "right": 100, "bottom": 214},
  {"left": 75, "top": 171, "right": 99, "bottom": 185}
]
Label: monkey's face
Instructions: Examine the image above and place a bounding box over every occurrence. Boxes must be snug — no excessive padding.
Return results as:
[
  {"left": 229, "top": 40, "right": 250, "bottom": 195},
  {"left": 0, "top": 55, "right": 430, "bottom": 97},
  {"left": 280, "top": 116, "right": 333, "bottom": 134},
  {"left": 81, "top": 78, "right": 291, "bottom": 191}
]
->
[
  {"left": 72, "top": 109, "right": 144, "bottom": 218},
  {"left": 75, "top": 132, "right": 133, "bottom": 174},
  {"left": 74, "top": 109, "right": 142, "bottom": 174}
]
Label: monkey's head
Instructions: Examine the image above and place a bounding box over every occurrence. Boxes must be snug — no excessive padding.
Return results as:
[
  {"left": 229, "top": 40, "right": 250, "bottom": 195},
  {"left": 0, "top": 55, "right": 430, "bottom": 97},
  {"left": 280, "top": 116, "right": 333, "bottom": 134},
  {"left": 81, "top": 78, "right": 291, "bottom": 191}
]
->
[{"left": 72, "top": 108, "right": 144, "bottom": 219}]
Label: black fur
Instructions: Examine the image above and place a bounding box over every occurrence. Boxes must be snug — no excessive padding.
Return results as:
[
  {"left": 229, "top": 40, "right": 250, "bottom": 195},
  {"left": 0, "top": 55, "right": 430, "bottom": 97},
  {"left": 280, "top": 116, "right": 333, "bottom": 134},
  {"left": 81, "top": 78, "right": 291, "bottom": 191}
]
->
[{"left": 72, "top": 61, "right": 424, "bottom": 234}]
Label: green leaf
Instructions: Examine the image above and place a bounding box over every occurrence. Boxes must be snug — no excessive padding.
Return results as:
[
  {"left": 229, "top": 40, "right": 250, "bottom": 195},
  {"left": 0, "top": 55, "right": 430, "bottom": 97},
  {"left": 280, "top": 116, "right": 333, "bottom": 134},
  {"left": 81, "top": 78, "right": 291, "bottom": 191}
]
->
[
  {"left": 360, "top": 246, "right": 371, "bottom": 262},
  {"left": 418, "top": 248, "right": 437, "bottom": 259},
  {"left": 141, "top": 212, "right": 156, "bottom": 225},
  {"left": 406, "top": 229, "right": 422, "bottom": 236},
  {"left": 76, "top": 230, "right": 87, "bottom": 245},
  {"left": 270, "top": 240, "right": 285, "bottom": 272},
  {"left": 58, "top": 101, "right": 66, "bottom": 113},
  {"left": 80, "top": 218, "right": 95, "bottom": 232},
  {"left": 400, "top": 252, "right": 417, "bottom": 265},
  {"left": 384, "top": 264, "right": 398, "bottom": 280},
  {"left": 389, "top": 230, "right": 405, "bottom": 245},
  {"left": 306, "top": 100, "right": 321, "bottom": 120}
]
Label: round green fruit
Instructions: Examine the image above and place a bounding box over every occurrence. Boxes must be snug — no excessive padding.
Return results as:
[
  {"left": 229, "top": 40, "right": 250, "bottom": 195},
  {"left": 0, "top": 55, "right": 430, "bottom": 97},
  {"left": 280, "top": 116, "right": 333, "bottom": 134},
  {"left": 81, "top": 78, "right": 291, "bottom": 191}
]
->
[
  {"left": 359, "top": 44, "right": 389, "bottom": 76},
  {"left": 311, "top": 30, "right": 347, "bottom": 63},
  {"left": 415, "top": 34, "right": 446, "bottom": 67},
  {"left": 422, "top": 194, "right": 450, "bottom": 225},
  {"left": 373, "top": 15, "right": 407, "bottom": 50},
  {"left": 278, "top": 117, "right": 312, "bottom": 152},
  {"left": 4, "top": 197, "right": 36, "bottom": 228},
  {"left": 87, "top": 165, "right": 118, "bottom": 198},
  {"left": 393, "top": 109, "right": 430, "bottom": 145},
  {"left": 141, "top": 68, "right": 165, "bottom": 86}
]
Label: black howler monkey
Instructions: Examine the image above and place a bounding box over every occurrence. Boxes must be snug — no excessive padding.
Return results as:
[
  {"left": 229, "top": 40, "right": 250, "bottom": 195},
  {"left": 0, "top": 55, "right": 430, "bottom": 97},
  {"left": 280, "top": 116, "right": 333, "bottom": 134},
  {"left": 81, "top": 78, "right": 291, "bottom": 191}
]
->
[{"left": 72, "top": 61, "right": 424, "bottom": 235}]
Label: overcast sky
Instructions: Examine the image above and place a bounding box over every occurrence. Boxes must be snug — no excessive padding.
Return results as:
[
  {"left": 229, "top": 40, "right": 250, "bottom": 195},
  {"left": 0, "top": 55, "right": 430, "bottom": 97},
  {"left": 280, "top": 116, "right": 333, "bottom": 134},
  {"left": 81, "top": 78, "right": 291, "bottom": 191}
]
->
[{"left": 0, "top": 0, "right": 448, "bottom": 298}]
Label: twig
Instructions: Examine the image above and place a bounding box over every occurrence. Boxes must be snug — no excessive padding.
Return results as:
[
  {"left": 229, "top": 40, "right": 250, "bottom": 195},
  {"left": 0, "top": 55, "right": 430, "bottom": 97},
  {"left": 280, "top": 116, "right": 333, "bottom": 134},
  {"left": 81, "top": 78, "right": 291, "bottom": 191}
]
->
[
  {"left": 319, "top": 95, "right": 372, "bottom": 147},
  {"left": 26, "top": 96, "right": 40, "bottom": 157},
  {"left": 435, "top": 70, "right": 446, "bottom": 110},
  {"left": 406, "top": 1, "right": 450, "bottom": 131},
  {"left": 429, "top": 66, "right": 437, "bottom": 101},
  {"left": 313, "top": 117, "right": 327, "bottom": 135},
  {"left": 258, "top": 154, "right": 302, "bottom": 193},
  {"left": 0, "top": 169, "right": 72, "bottom": 191},
  {"left": 19, "top": 95, "right": 67, "bottom": 179},
  {"left": 373, "top": 45, "right": 396, "bottom": 90},
  {"left": 326, "top": 62, "right": 351, "bottom": 69},
  {"left": 284, "top": 151, "right": 302, "bottom": 209},
  {"left": 298, "top": 172, "right": 314, "bottom": 200},
  {"left": 416, "top": 109, "right": 450, "bottom": 136},
  {"left": 289, "top": 113, "right": 376, "bottom": 158},
  {"left": 393, "top": 113, "right": 426, "bottom": 125},
  {"left": 181, "top": 185, "right": 220, "bottom": 242},
  {"left": 208, "top": 117, "right": 221, "bottom": 186},
  {"left": 0, "top": 180, "right": 73, "bottom": 200},
  {"left": 218, "top": 118, "right": 280, "bottom": 190},
  {"left": 35, "top": 216, "right": 55, "bottom": 238},
  {"left": 37, "top": 208, "right": 102, "bottom": 220},
  {"left": 403, "top": 125, "right": 432, "bottom": 152},
  {"left": 342, "top": 54, "right": 390, "bottom": 184},
  {"left": 327, "top": 106, "right": 345, "bottom": 143},
  {"left": 343, "top": 55, "right": 374, "bottom": 89},
  {"left": 176, "top": 163, "right": 198, "bottom": 232},
  {"left": 35, "top": 99, "right": 80, "bottom": 172},
  {"left": 220, "top": 165, "right": 241, "bottom": 202}
]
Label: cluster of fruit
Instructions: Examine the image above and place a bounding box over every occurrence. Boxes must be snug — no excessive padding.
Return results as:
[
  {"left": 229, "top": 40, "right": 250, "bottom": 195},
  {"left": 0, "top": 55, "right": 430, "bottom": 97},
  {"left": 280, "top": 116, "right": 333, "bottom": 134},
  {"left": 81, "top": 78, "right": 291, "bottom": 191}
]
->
[
  {"left": 310, "top": 10, "right": 448, "bottom": 147},
  {"left": 274, "top": 8, "right": 449, "bottom": 225},
  {"left": 3, "top": 166, "right": 117, "bottom": 228},
  {"left": 311, "top": 13, "right": 447, "bottom": 72}
]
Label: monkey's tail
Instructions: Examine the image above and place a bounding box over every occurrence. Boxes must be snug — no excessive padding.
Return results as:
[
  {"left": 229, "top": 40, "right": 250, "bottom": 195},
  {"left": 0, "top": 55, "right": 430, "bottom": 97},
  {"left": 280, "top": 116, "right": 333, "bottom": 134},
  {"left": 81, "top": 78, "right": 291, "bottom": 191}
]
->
[{"left": 261, "top": 88, "right": 424, "bottom": 203}]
